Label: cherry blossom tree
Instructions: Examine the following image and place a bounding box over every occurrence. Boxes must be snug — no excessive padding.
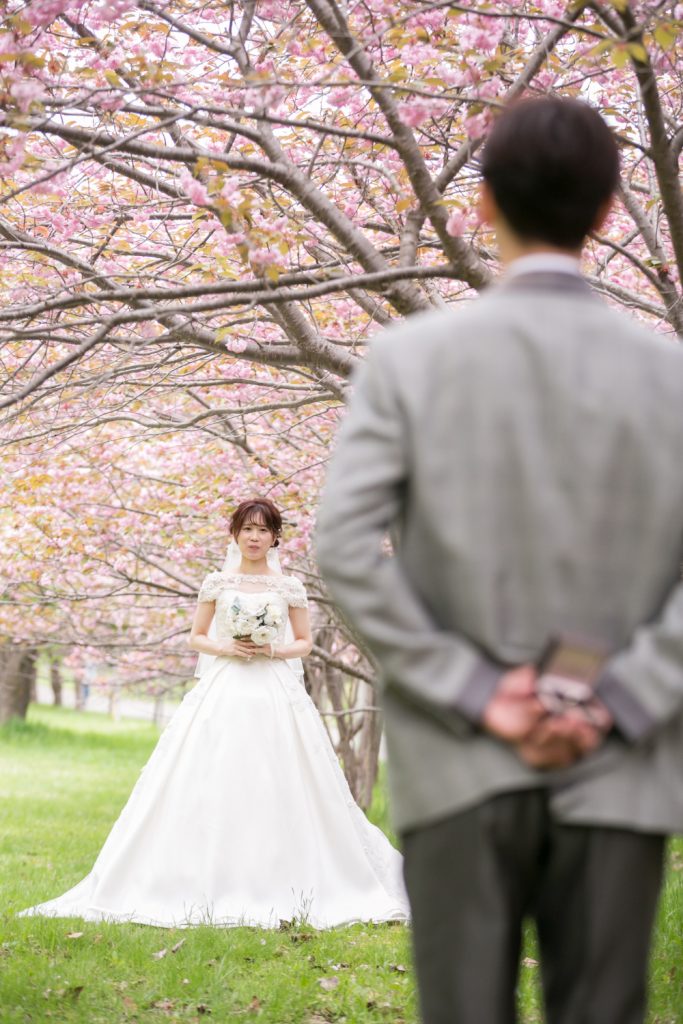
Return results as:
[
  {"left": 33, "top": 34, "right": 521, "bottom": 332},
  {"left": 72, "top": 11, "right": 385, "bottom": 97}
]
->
[{"left": 1, "top": 0, "right": 681, "bottom": 798}]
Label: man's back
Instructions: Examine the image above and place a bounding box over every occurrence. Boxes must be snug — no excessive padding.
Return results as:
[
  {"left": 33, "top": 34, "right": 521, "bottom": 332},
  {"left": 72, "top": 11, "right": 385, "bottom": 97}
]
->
[
  {"left": 320, "top": 274, "right": 683, "bottom": 832},
  {"left": 390, "top": 275, "right": 683, "bottom": 665}
]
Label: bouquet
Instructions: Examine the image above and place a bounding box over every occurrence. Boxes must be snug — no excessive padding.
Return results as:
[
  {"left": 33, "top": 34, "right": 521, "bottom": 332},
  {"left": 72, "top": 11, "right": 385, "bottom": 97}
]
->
[{"left": 227, "top": 596, "right": 284, "bottom": 646}]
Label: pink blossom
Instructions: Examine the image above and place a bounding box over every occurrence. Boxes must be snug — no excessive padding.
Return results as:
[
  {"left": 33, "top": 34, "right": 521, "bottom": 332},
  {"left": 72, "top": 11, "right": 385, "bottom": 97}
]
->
[
  {"left": 255, "top": 0, "right": 283, "bottom": 19},
  {"left": 97, "top": 259, "right": 121, "bottom": 276},
  {"left": 248, "top": 247, "right": 278, "bottom": 272},
  {"left": 400, "top": 44, "right": 440, "bottom": 66},
  {"left": 363, "top": 0, "right": 394, "bottom": 13},
  {"left": 328, "top": 87, "right": 350, "bottom": 109},
  {"left": 539, "top": 0, "right": 567, "bottom": 16},
  {"left": 181, "top": 48, "right": 202, "bottom": 68},
  {"left": 94, "top": 92, "right": 125, "bottom": 111},
  {"left": 220, "top": 179, "right": 240, "bottom": 201},
  {"left": 25, "top": 0, "right": 69, "bottom": 28},
  {"left": 446, "top": 210, "right": 467, "bottom": 237},
  {"left": 224, "top": 335, "right": 249, "bottom": 354},
  {"left": 92, "top": 0, "right": 135, "bottom": 24},
  {"left": 219, "top": 231, "right": 247, "bottom": 249},
  {"left": 534, "top": 68, "right": 558, "bottom": 90},
  {"left": 459, "top": 24, "right": 504, "bottom": 53},
  {"left": 435, "top": 63, "right": 461, "bottom": 87},
  {"left": 410, "top": 9, "right": 447, "bottom": 31},
  {"left": 0, "top": 137, "right": 26, "bottom": 174},
  {"left": 10, "top": 80, "right": 46, "bottom": 112},
  {"left": 30, "top": 171, "right": 68, "bottom": 197},
  {"left": 476, "top": 79, "right": 501, "bottom": 101},
  {"left": 135, "top": 321, "right": 160, "bottom": 339},
  {"left": 250, "top": 83, "right": 285, "bottom": 111},
  {"left": 397, "top": 98, "right": 448, "bottom": 128},
  {"left": 179, "top": 170, "right": 210, "bottom": 207},
  {"left": 147, "top": 37, "right": 168, "bottom": 58},
  {"left": 253, "top": 213, "right": 288, "bottom": 233},
  {"left": 464, "top": 111, "right": 491, "bottom": 139}
]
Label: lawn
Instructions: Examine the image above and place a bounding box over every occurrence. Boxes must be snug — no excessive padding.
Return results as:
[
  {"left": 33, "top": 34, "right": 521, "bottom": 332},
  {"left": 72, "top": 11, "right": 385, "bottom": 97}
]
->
[{"left": 1, "top": 706, "right": 681, "bottom": 1023}]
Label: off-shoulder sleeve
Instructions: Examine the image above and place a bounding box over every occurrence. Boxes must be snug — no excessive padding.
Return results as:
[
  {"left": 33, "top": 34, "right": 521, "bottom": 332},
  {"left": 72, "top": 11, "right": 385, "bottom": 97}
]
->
[
  {"left": 198, "top": 571, "right": 224, "bottom": 603},
  {"left": 285, "top": 576, "right": 308, "bottom": 609}
]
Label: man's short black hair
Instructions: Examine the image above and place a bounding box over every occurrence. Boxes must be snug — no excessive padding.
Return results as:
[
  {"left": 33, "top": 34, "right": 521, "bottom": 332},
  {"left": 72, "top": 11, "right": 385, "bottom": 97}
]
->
[{"left": 481, "top": 97, "right": 620, "bottom": 249}]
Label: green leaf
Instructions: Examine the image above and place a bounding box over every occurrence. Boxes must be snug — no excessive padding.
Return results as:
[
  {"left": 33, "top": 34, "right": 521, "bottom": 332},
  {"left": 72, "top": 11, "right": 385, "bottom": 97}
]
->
[
  {"left": 8, "top": 15, "right": 33, "bottom": 33},
  {"left": 611, "top": 44, "right": 629, "bottom": 68},
  {"left": 654, "top": 23, "right": 678, "bottom": 51},
  {"left": 626, "top": 41, "right": 648, "bottom": 63},
  {"left": 589, "top": 39, "right": 613, "bottom": 56}
]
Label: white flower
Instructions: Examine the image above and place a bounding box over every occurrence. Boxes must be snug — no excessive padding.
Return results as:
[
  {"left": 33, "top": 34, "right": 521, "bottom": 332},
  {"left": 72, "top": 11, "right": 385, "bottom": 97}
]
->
[
  {"left": 251, "top": 625, "right": 278, "bottom": 646},
  {"left": 263, "top": 602, "right": 283, "bottom": 627},
  {"left": 230, "top": 612, "right": 258, "bottom": 637}
]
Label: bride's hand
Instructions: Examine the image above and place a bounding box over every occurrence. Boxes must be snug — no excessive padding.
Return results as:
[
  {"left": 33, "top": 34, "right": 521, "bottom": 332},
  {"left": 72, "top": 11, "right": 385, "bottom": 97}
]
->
[
  {"left": 219, "top": 639, "right": 257, "bottom": 658},
  {"left": 239, "top": 641, "right": 271, "bottom": 658},
  {"left": 239, "top": 641, "right": 281, "bottom": 659}
]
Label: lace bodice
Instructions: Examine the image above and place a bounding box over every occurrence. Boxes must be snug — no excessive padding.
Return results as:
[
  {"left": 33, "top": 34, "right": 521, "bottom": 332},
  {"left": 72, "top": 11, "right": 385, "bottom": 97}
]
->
[{"left": 198, "top": 571, "right": 308, "bottom": 643}]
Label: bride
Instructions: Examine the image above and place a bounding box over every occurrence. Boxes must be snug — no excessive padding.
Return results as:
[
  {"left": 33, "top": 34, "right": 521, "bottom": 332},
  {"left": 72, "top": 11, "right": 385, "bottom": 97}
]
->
[{"left": 21, "top": 498, "right": 408, "bottom": 928}]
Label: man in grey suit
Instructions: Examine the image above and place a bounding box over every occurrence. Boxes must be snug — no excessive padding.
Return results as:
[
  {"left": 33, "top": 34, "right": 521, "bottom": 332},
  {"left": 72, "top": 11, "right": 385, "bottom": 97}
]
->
[{"left": 316, "top": 97, "right": 683, "bottom": 1024}]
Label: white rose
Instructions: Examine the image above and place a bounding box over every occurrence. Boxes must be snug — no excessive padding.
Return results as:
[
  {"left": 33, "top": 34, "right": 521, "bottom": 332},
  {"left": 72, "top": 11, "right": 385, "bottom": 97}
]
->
[
  {"left": 251, "top": 625, "right": 278, "bottom": 646},
  {"left": 263, "top": 602, "right": 283, "bottom": 627},
  {"left": 233, "top": 614, "right": 256, "bottom": 637}
]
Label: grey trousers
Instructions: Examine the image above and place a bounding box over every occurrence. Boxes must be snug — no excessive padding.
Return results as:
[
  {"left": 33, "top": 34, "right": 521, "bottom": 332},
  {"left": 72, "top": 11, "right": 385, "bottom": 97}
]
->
[{"left": 401, "top": 790, "right": 665, "bottom": 1024}]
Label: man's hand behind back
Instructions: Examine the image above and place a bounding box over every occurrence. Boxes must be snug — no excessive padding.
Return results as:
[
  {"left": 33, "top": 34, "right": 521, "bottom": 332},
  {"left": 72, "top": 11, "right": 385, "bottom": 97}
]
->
[
  {"left": 481, "top": 665, "right": 546, "bottom": 742},
  {"left": 482, "top": 666, "right": 613, "bottom": 770}
]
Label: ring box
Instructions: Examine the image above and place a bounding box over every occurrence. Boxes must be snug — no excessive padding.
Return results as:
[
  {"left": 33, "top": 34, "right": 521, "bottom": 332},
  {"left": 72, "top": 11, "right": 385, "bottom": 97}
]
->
[{"left": 536, "top": 635, "right": 609, "bottom": 714}]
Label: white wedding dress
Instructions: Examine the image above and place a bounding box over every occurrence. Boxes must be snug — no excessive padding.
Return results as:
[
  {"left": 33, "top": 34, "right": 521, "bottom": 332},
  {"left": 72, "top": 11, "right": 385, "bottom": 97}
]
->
[{"left": 21, "top": 572, "right": 409, "bottom": 929}]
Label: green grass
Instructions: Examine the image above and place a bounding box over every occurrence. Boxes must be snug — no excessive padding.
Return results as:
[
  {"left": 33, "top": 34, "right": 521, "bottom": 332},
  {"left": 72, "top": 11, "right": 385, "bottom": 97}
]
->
[{"left": 1, "top": 706, "right": 681, "bottom": 1023}]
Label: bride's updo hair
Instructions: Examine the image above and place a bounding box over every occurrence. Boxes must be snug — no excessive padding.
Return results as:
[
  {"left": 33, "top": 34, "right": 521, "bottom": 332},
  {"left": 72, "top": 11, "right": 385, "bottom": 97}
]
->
[{"left": 230, "top": 498, "right": 282, "bottom": 547}]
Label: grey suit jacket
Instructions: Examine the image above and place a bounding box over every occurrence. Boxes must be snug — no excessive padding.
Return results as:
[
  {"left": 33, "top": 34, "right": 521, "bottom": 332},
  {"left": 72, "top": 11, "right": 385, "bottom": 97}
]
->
[{"left": 316, "top": 273, "right": 683, "bottom": 834}]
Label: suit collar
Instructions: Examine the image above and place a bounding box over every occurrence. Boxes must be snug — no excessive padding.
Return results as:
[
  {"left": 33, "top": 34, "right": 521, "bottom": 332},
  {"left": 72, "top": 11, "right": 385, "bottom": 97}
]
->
[
  {"left": 506, "top": 253, "right": 581, "bottom": 278},
  {"left": 494, "top": 271, "right": 595, "bottom": 296}
]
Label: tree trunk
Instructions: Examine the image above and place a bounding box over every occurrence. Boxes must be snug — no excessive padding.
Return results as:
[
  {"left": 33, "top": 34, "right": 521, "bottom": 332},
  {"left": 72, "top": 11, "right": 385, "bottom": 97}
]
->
[
  {"left": 0, "top": 645, "right": 38, "bottom": 724},
  {"left": 355, "top": 680, "right": 383, "bottom": 809},
  {"left": 108, "top": 686, "right": 120, "bottom": 721},
  {"left": 50, "top": 658, "right": 62, "bottom": 706},
  {"left": 153, "top": 691, "right": 165, "bottom": 727}
]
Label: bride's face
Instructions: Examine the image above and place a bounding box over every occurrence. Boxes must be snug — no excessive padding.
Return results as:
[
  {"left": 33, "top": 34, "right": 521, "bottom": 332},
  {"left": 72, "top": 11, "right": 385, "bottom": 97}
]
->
[{"left": 235, "top": 516, "right": 275, "bottom": 563}]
